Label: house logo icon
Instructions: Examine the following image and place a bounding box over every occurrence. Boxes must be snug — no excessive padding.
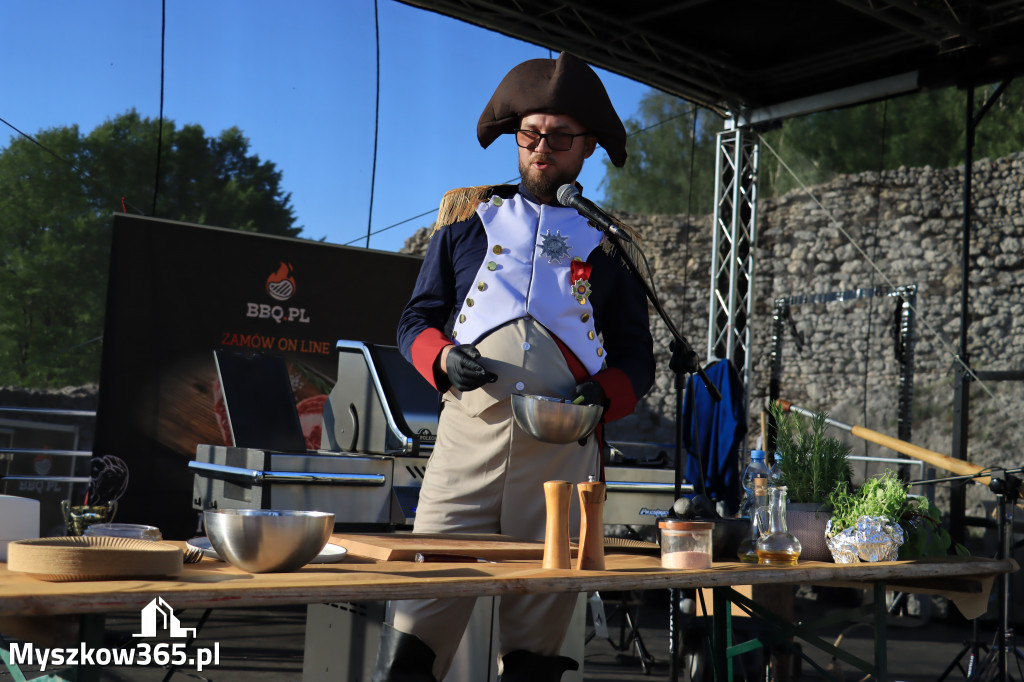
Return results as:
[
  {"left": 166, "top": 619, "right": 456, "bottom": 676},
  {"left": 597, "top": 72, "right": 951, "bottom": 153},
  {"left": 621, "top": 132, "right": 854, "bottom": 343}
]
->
[{"left": 133, "top": 597, "right": 197, "bottom": 638}]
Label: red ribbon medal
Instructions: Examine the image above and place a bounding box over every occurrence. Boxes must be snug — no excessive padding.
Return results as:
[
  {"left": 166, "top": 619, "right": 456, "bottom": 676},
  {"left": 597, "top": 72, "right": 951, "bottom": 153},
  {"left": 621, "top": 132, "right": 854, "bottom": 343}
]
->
[{"left": 570, "top": 260, "right": 593, "bottom": 305}]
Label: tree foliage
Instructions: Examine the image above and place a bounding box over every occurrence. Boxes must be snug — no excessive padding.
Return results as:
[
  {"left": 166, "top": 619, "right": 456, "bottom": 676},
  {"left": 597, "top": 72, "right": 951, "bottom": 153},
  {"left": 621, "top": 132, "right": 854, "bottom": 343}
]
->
[
  {"left": 760, "top": 83, "right": 1024, "bottom": 196},
  {"left": 603, "top": 81, "right": 1024, "bottom": 213},
  {"left": 0, "top": 110, "right": 301, "bottom": 387},
  {"left": 600, "top": 91, "right": 718, "bottom": 215}
]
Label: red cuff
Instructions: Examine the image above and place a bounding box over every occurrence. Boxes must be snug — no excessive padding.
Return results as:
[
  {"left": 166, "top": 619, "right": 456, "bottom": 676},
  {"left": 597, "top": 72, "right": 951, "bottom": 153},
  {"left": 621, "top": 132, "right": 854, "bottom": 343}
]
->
[
  {"left": 410, "top": 328, "right": 453, "bottom": 391},
  {"left": 592, "top": 367, "right": 638, "bottom": 422},
  {"left": 554, "top": 337, "right": 637, "bottom": 422}
]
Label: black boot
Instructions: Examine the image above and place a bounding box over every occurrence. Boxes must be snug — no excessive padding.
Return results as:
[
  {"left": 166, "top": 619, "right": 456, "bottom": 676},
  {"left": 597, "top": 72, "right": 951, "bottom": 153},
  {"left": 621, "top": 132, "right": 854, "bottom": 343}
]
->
[
  {"left": 371, "top": 623, "right": 438, "bottom": 682},
  {"left": 498, "top": 650, "right": 579, "bottom": 682}
]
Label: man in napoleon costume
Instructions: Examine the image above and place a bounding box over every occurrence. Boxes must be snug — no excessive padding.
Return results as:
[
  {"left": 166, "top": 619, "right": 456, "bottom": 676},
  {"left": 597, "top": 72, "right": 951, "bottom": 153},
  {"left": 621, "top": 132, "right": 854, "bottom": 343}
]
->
[{"left": 374, "top": 52, "right": 655, "bottom": 682}]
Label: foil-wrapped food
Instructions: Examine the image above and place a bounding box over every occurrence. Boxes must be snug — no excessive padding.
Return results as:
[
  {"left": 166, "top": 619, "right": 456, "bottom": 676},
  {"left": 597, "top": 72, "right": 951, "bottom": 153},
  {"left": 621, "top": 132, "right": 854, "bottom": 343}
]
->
[{"left": 825, "top": 515, "right": 904, "bottom": 563}]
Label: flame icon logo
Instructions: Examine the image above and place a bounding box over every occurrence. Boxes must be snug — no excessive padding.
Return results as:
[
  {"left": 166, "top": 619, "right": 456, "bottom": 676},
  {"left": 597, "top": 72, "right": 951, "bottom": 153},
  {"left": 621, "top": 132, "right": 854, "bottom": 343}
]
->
[{"left": 266, "top": 262, "right": 297, "bottom": 301}]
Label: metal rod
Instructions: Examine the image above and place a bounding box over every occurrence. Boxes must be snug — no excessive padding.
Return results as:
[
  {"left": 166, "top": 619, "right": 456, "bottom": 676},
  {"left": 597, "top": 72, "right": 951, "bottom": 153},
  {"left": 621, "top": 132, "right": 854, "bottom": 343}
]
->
[
  {"left": 1, "top": 475, "right": 92, "bottom": 484},
  {"left": 0, "top": 448, "right": 92, "bottom": 458},
  {"left": 0, "top": 407, "right": 96, "bottom": 417},
  {"left": 605, "top": 481, "right": 694, "bottom": 494},
  {"left": 187, "top": 461, "right": 386, "bottom": 487}
]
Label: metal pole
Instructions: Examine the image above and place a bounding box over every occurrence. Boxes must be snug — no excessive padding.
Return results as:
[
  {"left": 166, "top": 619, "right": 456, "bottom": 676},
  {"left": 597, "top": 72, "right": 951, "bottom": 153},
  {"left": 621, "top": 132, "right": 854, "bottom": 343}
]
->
[{"left": 950, "top": 86, "right": 974, "bottom": 545}]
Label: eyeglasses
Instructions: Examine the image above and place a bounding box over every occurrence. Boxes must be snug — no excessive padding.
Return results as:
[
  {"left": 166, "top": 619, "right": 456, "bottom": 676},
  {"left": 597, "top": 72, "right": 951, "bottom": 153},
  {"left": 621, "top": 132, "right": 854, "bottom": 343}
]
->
[{"left": 514, "top": 129, "right": 590, "bottom": 152}]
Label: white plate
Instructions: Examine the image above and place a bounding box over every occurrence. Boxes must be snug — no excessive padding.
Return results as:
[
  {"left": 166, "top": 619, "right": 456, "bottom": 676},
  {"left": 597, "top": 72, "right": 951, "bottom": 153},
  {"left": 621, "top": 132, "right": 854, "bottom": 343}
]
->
[
  {"left": 185, "top": 537, "right": 347, "bottom": 564},
  {"left": 312, "top": 544, "right": 348, "bottom": 563}
]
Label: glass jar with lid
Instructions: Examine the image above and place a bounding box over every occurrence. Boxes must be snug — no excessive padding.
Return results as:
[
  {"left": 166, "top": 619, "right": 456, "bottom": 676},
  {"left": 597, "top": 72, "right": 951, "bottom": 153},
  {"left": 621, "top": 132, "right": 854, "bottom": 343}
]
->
[{"left": 658, "top": 519, "right": 712, "bottom": 569}]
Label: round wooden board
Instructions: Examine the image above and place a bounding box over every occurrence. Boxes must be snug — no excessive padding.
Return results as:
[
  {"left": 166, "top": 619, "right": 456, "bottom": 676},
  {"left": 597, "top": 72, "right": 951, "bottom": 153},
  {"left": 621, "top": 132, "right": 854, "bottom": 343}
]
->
[{"left": 7, "top": 536, "right": 183, "bottom": 582}]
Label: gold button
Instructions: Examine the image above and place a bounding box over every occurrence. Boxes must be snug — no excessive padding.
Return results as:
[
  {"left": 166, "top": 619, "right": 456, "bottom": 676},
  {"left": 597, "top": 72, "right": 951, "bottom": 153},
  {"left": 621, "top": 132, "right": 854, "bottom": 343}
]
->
[
  {"left": 581, "top": 313, "right": 590, "bottom": 323},
  {"left": 578, "top": 298, "right": 586, "bottom": 305},
  {"left": 452, "top": 330, "right": 457, "bottom": 339},
  {"left": 466, "top": 298, "right": 474, "bottom": 307},
  {"left": 478, "top": 282, "right": 487, "bottom": 291},
  {"left": 459, "top": 314, "right": 466, "bottom": 323},
  {"left": 492, "top": 245, "right": 503, "bottom": 255},
  {"left": 492, "top": 196, "right": 503, "bottom": 207},
  {"left": 573, "top": 256, "right": 582, "bottom": 261},
  {"left": 588, "top": 331, "right": 595, "bottom": 340},
  {"left": 487, "top": 261, "right": 497, "bottom": 271},
  {"left": 597, "top": 348, "right": 604, "bottom": 357}
]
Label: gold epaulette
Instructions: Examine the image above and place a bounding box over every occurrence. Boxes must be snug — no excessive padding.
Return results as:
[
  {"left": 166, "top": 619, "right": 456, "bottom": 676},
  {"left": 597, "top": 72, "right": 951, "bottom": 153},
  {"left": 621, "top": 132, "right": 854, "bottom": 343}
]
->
[
  {"left": 599, "top": 217, "right": 649, "bottom": 280},
  {"left": 431, "top": 185, "right": 517, "bottom": 235}
]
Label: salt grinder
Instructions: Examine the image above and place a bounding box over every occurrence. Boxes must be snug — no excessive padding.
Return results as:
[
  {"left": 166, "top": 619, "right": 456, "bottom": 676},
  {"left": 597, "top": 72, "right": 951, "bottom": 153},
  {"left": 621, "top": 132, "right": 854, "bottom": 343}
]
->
[
  {"left": 576, "top": 476, "right": 606, "bottom": 571},
  {"left": 542, "top": 480, "right": 573, "bottom": 569}
]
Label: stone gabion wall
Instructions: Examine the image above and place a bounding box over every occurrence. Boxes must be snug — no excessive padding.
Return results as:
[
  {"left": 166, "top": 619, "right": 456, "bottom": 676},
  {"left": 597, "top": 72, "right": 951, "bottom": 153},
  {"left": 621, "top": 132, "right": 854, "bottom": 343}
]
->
[
  {"left": 402, "top": 152, "right": 1024, "bottom": 517},
  {"left": 615, "top": 152, "right": 1024, "bottom": 518}
]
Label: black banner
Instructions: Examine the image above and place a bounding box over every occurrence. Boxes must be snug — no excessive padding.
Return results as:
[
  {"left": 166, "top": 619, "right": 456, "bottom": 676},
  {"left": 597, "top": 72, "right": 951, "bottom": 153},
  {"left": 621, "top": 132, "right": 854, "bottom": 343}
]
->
[{"left": 95, "top": 214, "right": 423, "bottom": 538}]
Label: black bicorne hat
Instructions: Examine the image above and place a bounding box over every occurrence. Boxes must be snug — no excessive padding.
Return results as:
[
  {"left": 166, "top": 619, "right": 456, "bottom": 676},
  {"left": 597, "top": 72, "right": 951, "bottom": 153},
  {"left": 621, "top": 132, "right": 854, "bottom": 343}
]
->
[{"left": 477, "top": 52, "right": 627, "bottom": 167}]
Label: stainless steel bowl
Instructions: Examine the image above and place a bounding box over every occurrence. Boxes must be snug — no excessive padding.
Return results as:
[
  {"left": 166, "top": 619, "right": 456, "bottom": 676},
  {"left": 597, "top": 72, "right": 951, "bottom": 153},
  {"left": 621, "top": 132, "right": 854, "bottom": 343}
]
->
[
  {"left": 203, "top": 509, "right": 334, "bottom": 573},
  {"left": 511, "top": 393, "right": 604, "bottom": 444}
]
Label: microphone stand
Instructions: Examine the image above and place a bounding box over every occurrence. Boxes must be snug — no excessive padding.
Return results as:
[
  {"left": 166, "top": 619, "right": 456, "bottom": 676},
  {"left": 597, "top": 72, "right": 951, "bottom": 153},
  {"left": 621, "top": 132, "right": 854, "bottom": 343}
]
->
[
  {"left": 921, "top": 467, "right": 1023, "bottom": 682},
  {"left": 599, "top": 226, "right": 720, "bottom": 682}
]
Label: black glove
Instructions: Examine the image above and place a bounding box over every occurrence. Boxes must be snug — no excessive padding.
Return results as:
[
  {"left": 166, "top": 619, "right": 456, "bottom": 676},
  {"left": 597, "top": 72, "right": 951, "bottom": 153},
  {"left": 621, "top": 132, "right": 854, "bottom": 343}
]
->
[
  {"left": 572, "top": 380, "right": 606, "bottom": 407},
  {"left": 445, "top": 344, "right": 498, "bottom": 391}
]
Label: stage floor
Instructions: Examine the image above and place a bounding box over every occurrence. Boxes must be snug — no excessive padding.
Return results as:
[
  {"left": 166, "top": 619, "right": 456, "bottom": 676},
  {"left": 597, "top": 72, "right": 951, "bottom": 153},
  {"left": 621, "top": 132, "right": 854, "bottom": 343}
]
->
[{"left": 82, "top": 591, "right": 1005, "bottom": 682}]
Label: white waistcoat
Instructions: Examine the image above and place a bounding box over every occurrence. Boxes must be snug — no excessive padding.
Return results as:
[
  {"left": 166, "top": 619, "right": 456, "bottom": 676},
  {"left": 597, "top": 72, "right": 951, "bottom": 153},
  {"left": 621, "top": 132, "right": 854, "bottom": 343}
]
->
[{"left": 451, "top": 192, "right": 607, "bottom": 376}]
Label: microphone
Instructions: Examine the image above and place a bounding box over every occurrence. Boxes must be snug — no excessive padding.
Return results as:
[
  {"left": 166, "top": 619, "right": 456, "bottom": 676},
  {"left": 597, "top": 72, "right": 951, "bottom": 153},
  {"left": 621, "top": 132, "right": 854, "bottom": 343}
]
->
[{"left": 556, "top": 185, "right": 633, "bottom": 243}]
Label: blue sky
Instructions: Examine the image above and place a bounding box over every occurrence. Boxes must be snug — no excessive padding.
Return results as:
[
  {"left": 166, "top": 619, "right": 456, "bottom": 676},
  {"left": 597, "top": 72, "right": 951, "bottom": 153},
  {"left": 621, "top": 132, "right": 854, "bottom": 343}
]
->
[{"left": 1, "top": 0, "right": 655, "bottom": 253}]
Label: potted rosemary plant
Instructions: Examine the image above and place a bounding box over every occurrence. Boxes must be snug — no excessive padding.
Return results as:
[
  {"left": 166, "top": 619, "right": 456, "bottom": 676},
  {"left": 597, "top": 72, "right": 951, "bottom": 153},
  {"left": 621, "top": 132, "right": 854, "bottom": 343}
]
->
[{"left": 769, "top": 401, "right": 853, "bottom": 560}]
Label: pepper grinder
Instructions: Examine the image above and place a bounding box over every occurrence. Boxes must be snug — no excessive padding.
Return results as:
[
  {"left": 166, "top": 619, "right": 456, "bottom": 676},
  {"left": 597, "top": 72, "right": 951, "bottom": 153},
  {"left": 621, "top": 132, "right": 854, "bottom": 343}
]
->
[
  {"left": 576, "top": 476, "right": 606, "bottom": 570},
  {"left": 542, "top": 480, "right": 573, "bottom": 569}
]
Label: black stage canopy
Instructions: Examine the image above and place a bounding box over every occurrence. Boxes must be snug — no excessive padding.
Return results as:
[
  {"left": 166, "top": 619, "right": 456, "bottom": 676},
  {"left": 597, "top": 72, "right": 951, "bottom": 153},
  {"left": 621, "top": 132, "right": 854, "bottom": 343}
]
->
[
  {"left": 399, "top": 0, "right": 1023, "bottom": 550},
  {"left": 399, "top": 0, "right": 1024, "bottom": 121}
]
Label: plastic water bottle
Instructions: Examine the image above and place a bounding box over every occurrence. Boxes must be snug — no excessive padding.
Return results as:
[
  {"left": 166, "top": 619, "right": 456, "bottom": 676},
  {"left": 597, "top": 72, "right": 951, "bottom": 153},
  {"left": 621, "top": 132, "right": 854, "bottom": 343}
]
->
[
  {"left": 769, "top": 452, "right": 784, "bottom": 488},
  {"left": 737, "top": 477, "right": 768, "bottom": 562},
  {"left": 740, "top": 449, "right": 770, "bottom": 518}
]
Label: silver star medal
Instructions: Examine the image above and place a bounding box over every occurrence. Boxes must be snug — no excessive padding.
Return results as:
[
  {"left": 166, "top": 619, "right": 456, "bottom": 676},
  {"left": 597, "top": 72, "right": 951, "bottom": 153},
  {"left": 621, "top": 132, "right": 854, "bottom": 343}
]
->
[{"left": 539, "top": 230, "right": 572, "bottom": 263}]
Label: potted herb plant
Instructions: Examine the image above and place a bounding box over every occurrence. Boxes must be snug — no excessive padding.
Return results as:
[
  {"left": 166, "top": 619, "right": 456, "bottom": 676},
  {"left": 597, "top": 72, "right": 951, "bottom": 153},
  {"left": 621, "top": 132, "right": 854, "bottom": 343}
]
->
[
  {"left": 769, "top": 402, "right": 854, "bottom": 560},
  {"left": 827, "top": 469, "right": 966, "bottom": 560}
]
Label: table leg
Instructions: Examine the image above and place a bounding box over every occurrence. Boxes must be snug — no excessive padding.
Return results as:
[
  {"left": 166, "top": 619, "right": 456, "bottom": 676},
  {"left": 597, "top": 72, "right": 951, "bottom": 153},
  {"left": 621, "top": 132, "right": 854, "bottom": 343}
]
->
[
  {"left": 873, "top": 582, "right": 887, "bottom": 682},
  {"left": 707, "top": 582, "right": 893, "bottom": 681},
  {"left": 711, "top": 587, "right": 732, "bottom": 681}
]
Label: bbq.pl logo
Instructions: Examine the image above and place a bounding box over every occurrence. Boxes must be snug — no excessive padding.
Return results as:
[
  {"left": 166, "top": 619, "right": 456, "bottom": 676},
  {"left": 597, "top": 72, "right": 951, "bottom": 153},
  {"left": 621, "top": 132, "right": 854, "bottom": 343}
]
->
[
  {"left": 8, "top": 597, "right": 220, "bottom": 673},
  {"left": 266, "top": 262, "right": 297, "bottom": 301},
  {"left": 246, "top": 261, "right": 311, "bottom": 324}
]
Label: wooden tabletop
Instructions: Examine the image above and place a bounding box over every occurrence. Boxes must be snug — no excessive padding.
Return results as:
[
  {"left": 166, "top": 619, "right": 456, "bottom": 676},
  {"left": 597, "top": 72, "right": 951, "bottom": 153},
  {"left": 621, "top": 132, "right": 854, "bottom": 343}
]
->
[{"left": 0, "top": 541, "right": 1015, "bottom": 618}]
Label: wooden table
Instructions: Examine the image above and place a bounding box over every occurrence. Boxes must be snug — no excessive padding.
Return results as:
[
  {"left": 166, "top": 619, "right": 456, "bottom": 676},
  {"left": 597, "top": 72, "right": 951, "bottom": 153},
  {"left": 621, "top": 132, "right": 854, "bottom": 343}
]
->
[{"left": 0, "top": 545, "right": 1017, "bottom": 681}]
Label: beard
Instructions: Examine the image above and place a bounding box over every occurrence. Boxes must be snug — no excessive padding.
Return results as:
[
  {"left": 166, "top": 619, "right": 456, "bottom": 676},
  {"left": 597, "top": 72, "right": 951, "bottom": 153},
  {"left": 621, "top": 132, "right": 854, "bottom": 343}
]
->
[{"left": 519, "top": 153, "right": 584, "bottom": 204}]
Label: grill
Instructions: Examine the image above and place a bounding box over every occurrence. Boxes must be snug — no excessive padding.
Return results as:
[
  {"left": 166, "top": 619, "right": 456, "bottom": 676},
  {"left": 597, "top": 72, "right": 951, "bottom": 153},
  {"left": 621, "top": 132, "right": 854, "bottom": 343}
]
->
[
  {"left": 191, "top": 341, "right": 434, "bottom": 528},
  {"left": 191, "top": 340, "right": 681, "bottom": 529}
]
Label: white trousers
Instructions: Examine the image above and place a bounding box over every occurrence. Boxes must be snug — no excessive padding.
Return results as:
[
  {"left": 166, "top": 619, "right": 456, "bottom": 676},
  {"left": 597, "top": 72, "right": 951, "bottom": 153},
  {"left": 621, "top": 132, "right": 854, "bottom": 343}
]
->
[{"left": 392, "top": 319, "right": 600, "bottom": 680}]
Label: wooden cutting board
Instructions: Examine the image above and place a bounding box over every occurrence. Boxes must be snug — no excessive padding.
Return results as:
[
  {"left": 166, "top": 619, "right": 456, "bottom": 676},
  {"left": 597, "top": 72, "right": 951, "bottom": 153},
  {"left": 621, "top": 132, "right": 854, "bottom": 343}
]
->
[
  {"left": 330, "top": 532, "right": 547, "bottom": 561},
  {"left": 330, "top": 533, "right": 661, "bottom": 561}
]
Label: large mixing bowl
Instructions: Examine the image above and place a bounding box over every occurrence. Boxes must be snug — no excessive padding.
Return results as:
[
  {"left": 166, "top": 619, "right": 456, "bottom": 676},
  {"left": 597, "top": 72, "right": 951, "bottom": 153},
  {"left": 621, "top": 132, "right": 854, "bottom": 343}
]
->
[
  {"left": 204, "top": 509, "right": 334, "bottom": 573},
  {"left": 511, "top": 393, "right": 603, "bottom": 444}
]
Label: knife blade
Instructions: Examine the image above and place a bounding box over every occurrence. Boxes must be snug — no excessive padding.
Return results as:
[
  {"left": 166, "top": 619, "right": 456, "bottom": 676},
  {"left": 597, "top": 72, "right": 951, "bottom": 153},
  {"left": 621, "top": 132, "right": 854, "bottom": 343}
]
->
[{"left": 414, "top": 552, "right": 495, "bottom": 564}]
